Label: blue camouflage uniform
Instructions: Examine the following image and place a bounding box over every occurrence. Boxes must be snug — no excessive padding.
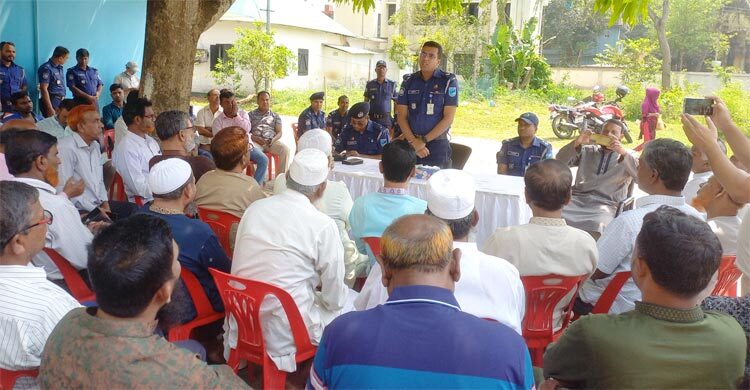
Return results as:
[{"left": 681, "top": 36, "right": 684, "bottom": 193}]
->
[
  {"left": 396, "top": 69, "right": 458, "bottom": 168},
  {"left": 497, "top": 136, "right": 554, "bottom": 177},
  {"left": 297, "top": 106, "right": 326, "bottom": 136},
  {"left": 364, "top": 78, "right": 397, "bottom": 128},
  {"left": 335, "top": 120, "right": 390, "bottom": 156},
  {"left": 326, "top": 109, "right": 348, "bottom": 147},
  {"left": 38, "top": 59, "right": 66, "bottom": 114},
  {"left": 0, "top": 62, "right": 27, "bottom": 113},
  {"left": 66, "top": 64, "right": 102, "bottom": 101}
]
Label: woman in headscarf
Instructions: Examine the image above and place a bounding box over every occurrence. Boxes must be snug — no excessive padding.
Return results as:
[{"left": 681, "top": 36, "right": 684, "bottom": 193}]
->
[{"left": 638, "top": 87, "right": 661, "bottom": 146}]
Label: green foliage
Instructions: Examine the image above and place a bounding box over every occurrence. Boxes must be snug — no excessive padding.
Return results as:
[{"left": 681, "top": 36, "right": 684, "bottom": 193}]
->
[
  {"left": 487, "top": 18, "right": 552, "bottom": 90},
  {"left": 388, "top": 34, "right": 414, "bottom": 70},
  {"left": 593, "top": 0, "right": 651, "bottom": 27},
  {"left": 658, "top": 82, "right": 700, "bottom": 121},
  {"left": 334, "top": 0, "right": 465, "bottom": 16},
  {"left": 667, "top": 0, "right": 728, "bottom": 71},
  {"left": 210, "top": 58, "right": 242, "bottom": 93},
  {"left": 595, "top": 38, "right": 660, "bottom": 85},
  {"left": 718, "top": 82, "right": 750, "bottom": 136},
  {"left": 542, "top": 0, "right": 611, "bottom": 66}
]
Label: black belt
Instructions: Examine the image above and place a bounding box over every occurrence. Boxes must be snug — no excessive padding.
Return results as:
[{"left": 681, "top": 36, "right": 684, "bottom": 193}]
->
[
  {"left": 49, "top": 94, "right": 64, "bottom": 99},
  {"left": 371, "top": 113, "right": 391, "bottom": 119}
]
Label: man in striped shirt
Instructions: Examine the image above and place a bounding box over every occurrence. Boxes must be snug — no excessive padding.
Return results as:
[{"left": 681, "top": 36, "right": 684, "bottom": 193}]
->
[{"left": 0, "top": 181, "right": 80, "bottom": 387}]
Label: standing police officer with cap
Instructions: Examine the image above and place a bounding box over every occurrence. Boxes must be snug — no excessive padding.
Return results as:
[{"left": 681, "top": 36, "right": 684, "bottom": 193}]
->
[
  {"left": 298, "top": 91, "right": 326, "bottom": 136},
  {"left": 364, "top": 60, "right": 397, "bottom": 130},
  {"left": 396, "top": 41, "right": 458, "bottom": 168},
  {"left": 0, "top": 41, "right": 28, "bottom": 114},
  {"left": 38, "top": 46, "right": 69, "bottom": 118},
  {"left": 496, "top": 112, "right": 553, "bottom": 177},
  {"left": 66, "top": 48, "right": 103, "bottom": 106},
  {"left": 335, "top": 102, "right": 390, "bottom": 158}
]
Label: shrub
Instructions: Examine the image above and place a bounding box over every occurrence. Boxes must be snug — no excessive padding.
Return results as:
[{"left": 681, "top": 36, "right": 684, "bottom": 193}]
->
[{"left": 718, "top": 81, "right": 750, "bottom": 137}]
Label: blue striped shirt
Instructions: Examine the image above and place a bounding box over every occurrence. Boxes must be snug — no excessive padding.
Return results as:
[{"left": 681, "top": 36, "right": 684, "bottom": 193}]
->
[{"left": 309, "top": 285, "right": 535, "bottom": 389}]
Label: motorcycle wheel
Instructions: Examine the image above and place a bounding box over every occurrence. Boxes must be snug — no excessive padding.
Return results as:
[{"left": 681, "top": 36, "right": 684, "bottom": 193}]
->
[{"left": 551, "top": 115, "right": 576, "bottom": 139}]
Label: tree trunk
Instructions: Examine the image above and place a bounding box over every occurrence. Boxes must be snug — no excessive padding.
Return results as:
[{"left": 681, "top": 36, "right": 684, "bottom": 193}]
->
[
  {"left": 649, "top": 1, "right": 671, "bottom": 90},
  {"left": 141, "top": 0, "right": 233, "bottom": 114}
]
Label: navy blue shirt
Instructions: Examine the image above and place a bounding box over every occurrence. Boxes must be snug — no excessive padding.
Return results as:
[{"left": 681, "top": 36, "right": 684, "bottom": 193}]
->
[
  {"left": 1, "top": 111, "right": 43, "bottom": 123},
  {"left": 140, "top": 209, "right": 232, "bottom": 323},
  {"left": 309, "top": 285, "right": 534, "bottom": 389},
  {"left": 297, "top": 106, "right": 326, "bottom": 136},
  {"left": 325, "top": 109, "right": 348, "bottom": 143},
  {"left": 497, "top": 136, "right": 554, "bottom": 177},
  {"left": 364, "top": 78, "right": 397, "bottom": 116},
  {"left": 66, "top": 65, "right": 102, "bottom": 97},
  {"left": 38, "top": 59, "right": 66, "bottom": 97},
  {"left": 335, "top": 120, "right": 390, "bottom": 156},
  {"left": 396, "top": 69, "right": 458, "bottom": 137},
  {"left": 0, "top": 62, "right": 27, "bottom": 112}
]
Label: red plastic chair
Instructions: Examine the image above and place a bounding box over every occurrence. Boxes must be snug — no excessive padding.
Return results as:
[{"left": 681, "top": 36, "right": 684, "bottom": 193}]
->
[
  {"left": 711, "top": 255, "right": 741, "bottom": 297},
  {"left": 196, "top": 207, "right": 240, "bottom": 259},
  {"left": 166, "top": 267, "right": 225, "bottom": 342},
  {"left": 102, "top": 129, "right": 115, "bottom": 159},
  {"left": 590, "top": 271, "right": 631, "bottom": 314},
  {"left": 265, "top": 151, "right": 280, "bottom": 180},
  {"left": 520, "top": 274, "right": 587, "bottom": 367},
  {"left": 353, "top": 237, "right": 382, "bottom": 291},
  {"left": 43, "top": 248, "right": 95, "bottom": 303},
  {"left": 0, "top": 367, "right": 38, "bottom": 390},
  {"left": 109, "top": 172, "right": 144, "bottom": 206},
  {"left": 209, "top": 269, "right": 317, "bottom": 389}
]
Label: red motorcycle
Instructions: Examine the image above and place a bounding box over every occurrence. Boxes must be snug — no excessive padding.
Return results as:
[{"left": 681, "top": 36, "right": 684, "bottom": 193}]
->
[{"left": 549, "top": 86, "right": 632, "bottom": 144}]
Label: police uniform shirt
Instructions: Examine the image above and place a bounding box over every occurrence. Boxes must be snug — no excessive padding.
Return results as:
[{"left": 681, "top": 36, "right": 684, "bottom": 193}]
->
[
  {"left": 0, "top": 62, "right": 27, "bottom": 112},
  {"left": 364, "top": 78, "right": 396, "bottom": 119},
  {"left": 326, "top": 109, "right": 348, "bottom": 141},
  {"left": 335, "top": 120, "right": 390, "bottom": 156},
  {"left": 66, "top": 65, "right": 102, "bottom": 97},
  {"left": 38, "top": 59, "right": 66, "bottom": 97},
  {"left": 396, "top": 68, "right": 458, "bottom": 137},
  {"left": 297, "top": 106, "right": 326, "bottom": 136},
  {"left": 497, "top": 136, "right": 554, "bottom": 177}
]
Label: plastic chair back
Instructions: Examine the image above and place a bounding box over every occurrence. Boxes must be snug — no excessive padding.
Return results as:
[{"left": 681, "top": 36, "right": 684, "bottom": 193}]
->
[
  {"left": 449, "top": 142, "right": 472, "bottom": 170},
  {"left": 167, "top": 267, "right": 224, "bottom": 341},
  {"left": 521, "top": 274, "right": 585, "bottom": 339},
  {"left": 591, "top": 271, "right": 631, "bottom": 314},
  {"left": 102, "top": 129, "right": 115, "bottom": 159},
  {"left": 42, "top": 248, "right": 95, "bottom": 303},
  {"left": 711, "top": 255, "right": 741, "bottom": 297},
  {"left": 197, "top": 207, "right": 240, "bottom": 258},
  {"left": 362, "top": 237, "right": 381, "bottom": 257},
  {"left": 109, "top": 172, "right": 144, "bottom": 206},
  {"left": 0, "top": 368, "right": 38, "bottom": 390}
]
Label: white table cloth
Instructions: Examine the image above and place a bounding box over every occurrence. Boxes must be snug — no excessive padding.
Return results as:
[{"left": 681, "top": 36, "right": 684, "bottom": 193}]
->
[{"left": 329, "top": 158, "right": 532, "bottom": 246}]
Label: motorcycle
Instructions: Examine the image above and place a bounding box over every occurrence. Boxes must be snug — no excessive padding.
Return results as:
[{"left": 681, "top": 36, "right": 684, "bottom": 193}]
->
[{"left": 549, "top": 86, "right": 633, "bottom": 144}]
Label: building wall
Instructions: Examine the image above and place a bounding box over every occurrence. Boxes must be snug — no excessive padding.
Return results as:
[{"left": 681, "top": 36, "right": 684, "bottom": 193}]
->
[{"left": 0, "top": 0, "right": 146, "bottom": 110}]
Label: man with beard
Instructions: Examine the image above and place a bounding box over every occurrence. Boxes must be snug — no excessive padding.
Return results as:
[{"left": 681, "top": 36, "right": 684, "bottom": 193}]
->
[
  {"left": 39, "top": 214, "right": 248, "bottom": 388},
  {"left": 4, "top": 130, "right": 104, "bottom": 287},
  {"left": 0, "top": 41, "right": 27, "bottom": 113},
  {"left": 148, "top": 110, "right": 215, "bottom": 182},
  {"left": 334, "top": 102, "right": 390, "bottom": 158},
  {"left": 1, "top": 91, "right": 42, "bottom": 123}
]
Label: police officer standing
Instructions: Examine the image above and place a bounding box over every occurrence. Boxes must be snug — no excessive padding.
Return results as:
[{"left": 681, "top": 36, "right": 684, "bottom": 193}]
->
[
  {"left": 364, "top": 60, "right": 397, "bottom": 130},
  {"left": 326, "top": 95, "right": 349, "bottom": 146},
  {"left": 0, "top": 41, "right": 28, "bottom": 114},
  {"left": 66, "top": 48, "right": 103, "bottom": 106},
  {"left": 496, "top": 112, "right": 553, "bottom": 177},
  {"left": 335, "top": 102, "right": 390, "bottom": 158},
  {"left": 396, "top": 41, "right": 458, "bottom": 168},
  {"left": 297, "top": 91, "right": 326, "bottom": 137},
  {"left": 38, "top": 46, "right": 69, "bottom": 118}
]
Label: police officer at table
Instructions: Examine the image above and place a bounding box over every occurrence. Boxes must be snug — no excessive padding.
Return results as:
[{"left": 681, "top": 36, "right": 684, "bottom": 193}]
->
[
  {"left": 396, "top": 41, "right": 458, "bottom": 168},
  {"left": 364, "top": 60, "right": 397, "bottom": 129},
  {"left": 297, "top": 91, "right": 326, "bottom": 136},
  {"left": 335, "top": 102, "right": 390, "bottom": 158},
  {"left": 0, "top": 41, "right": 28, "bottom": 114},
  {"left": 38, "top": 46, "right": 69, "bottom": 118},
  {"left": 66, "top": 48, "right": 103, "bottom": 106}
]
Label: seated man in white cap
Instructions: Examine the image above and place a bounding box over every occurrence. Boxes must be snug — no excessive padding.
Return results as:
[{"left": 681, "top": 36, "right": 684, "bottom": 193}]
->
[
  {"left": 274, "top": 128, "right": 368, "bottom": 287},
  {"left": 355, "top": 170, "right": 526, "bottom": 333},
  {"left": 229, "top": 148, "right": 348, "bottom": 373},
  {"left": 141, "top": 159, "right": 231, "bottom": 341}
]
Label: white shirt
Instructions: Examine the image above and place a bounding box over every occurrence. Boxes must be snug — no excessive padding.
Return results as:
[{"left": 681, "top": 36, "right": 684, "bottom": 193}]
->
[
  {"left": 56, "top": 133, "right": 108, "bottom": 211},
  {"left": 194, "top": 105, "right": 223, "bottom": 146},
  {"left": 37, "top": 116, "right": 73, "bottom": 140},
  {"left": 708, "top": 216, "right": 742, "bottom": 256},
  {"left": 111, "top": 130, "right": 160, "bottom": 202},
  {"left": 12, "top": 178, "right": 94, "bottom": 280},
  {"left": 738, "top": 217, "right": 750, "bottom": 276},
  {"left": 354, "top": 241, "right": 526, "bottom": 334},
  {"left": 114, "top": 71, "right": 139, "bottom": 91},
  {"left": 0, "top": 265, "right": 80, "bottom": 373},
  {"left": 228, "top": 190, "right": 347, "bottom": 372},
  {"left": 683, "top": 171, "right": 713, "bottom": 205},
  {"left": 113, "top": 116, "right": 128, "bottom": 144},
  {"left": 578, "top": 194, "right": 704, "bottom": 313}
]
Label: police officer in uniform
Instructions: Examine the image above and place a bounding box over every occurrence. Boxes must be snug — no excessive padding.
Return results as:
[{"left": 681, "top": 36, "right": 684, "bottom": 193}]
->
[
  {"left": 335, "top": 102, "right": 390, "bottom": 158},
  {"left": 396, "top": 41, "right": 458, "bottom": 168},
  {"left": 66, "top": 48, "right": 103, "bottom": 106},
  {"left": 297, "top": 91, "right": 326, "bottom": 137},
  {"left": 38, "top": 46, "right": 69, "bottom": 118},
  {"left": 0, "top": 41, "right": 28, "bottom": 114},
  {"left": 364, "top": 60, "right": 397, "bottom": 129},
  {"left": 497, "top": 112, "right": 553, "bottom": 177},
  {"left": 326, "top": 95, "right": 349, "bottom": 146}
]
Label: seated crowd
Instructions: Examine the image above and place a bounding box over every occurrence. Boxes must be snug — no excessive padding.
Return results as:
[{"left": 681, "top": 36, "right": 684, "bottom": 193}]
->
[{"left": 2, "top": 45, "right": 750, "bottom": 389}]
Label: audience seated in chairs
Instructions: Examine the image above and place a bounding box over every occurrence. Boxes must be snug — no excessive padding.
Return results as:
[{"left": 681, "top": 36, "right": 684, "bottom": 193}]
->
[
  {"left": 38, "top": 214, "right": 248, "bottom": 388},
  {"left": 482, "top": 159, "right": 597, "bottom": 328},
  {"left": 0, "top": 181, "right": 80, "bottom": 389},
  {"left": 309, "top": 215, "right": 535, "bottom": 389},
  {"left": 543, "top": 206, "right": 745, "bottom": 389},
  {"left": 148, "top": 110, "right": 215, "bottom": 182},
  {"left": 356, "top": 169, "right": 526, "bottom": 334}
]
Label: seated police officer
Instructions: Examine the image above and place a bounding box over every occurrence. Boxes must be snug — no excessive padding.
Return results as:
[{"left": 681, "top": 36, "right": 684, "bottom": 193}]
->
[
  {"left": 335, "top": 102, "right": 390, "bottom": 159},
  {"left": 497, "top": 112, "right": 553, "bottom": 177}
]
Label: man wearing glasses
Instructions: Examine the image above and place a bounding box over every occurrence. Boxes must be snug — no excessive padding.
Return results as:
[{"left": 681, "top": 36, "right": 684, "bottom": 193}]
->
[
  {"left": 148, "top": 110, "right": 215, "bottom": 182},
  {"left": 0, "top": 181, "right": 81, "bottom": 388},
  {"left": 396, "top": 41, "right": 459, "bottom": 168}
]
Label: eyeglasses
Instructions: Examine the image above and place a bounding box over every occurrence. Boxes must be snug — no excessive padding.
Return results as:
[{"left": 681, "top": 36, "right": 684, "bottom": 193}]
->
[
  {"left": 420, "top": 51, "right": 438, "bottom": 59},
  {"left": 1, "top": 209, "right": 53, "bottom": 248}
]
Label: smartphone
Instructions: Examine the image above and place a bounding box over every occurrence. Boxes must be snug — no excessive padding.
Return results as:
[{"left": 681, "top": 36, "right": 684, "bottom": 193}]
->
[
  {"left": 342, "top": 158, "right": 364, "bottom": 165},
  {"left": 590, "top": 133, "right": 612, "bottom": 147},
  {"left": 683, "top": 98, "right": 714, "bottom": 116},
  {"left": 81, "top": 207, "right": 112, "bottom": 224}
]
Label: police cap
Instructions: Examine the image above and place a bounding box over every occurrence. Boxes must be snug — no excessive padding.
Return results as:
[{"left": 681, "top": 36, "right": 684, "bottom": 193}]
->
[{"left": 349, "top": 102, "right": 370, "bottom": 119}]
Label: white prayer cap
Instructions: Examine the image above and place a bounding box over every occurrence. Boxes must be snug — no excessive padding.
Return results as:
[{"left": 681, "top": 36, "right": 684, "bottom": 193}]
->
[
  {"left": 149, "top": 158, "right": 192, "bottom": 195},
  {"left": 289, "top": 148, "right": 329, "bottom": 186},
  {"left": 298, "top": 128, "right": 332, "bottom": 156},
  {"left": 427, "top": 169, "right": 476, "bottom": 220}
]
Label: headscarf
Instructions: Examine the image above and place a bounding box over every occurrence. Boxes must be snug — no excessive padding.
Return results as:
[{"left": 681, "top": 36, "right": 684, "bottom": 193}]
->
[{"left": 641, "top": 87, "right": 661, "bottom": 117}]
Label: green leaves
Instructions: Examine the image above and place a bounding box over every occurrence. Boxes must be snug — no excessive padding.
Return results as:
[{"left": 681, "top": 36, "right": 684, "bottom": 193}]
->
[{"left": 593, "top": 0, "right": 650, "bottom": 26}]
